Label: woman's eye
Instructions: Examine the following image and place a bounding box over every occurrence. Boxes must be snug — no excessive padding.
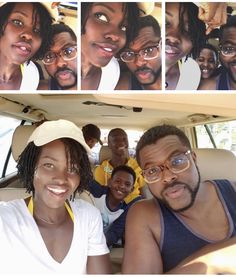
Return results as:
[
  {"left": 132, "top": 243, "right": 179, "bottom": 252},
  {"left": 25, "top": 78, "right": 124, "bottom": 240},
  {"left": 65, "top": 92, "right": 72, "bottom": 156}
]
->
[
  {"left": 95, "top": 13, "right": 108, "bottom": 22},
  {"left": 121, "top": 25, "right": 127, "bottom": 32},
  {"left": 33, "top": 28, "right": 40, "bottom": 34},
  {"left": 12, "top": 19, "right": 23, "bottom": 26},
  {"left": 43, "top": 163, "right": 54, "bottom": 169},
  {"left": 68, "top": 166, "right": 79, "bottom": 174}
]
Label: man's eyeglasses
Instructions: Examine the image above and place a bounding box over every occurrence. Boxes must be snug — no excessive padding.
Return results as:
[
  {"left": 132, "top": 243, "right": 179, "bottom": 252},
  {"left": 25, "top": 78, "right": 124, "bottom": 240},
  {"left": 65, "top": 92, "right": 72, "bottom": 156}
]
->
[
  {"left": 142, "top": 150, "right": 191, "bottom": 184},
  {"left": 219, "top": 45, "right": 236, "bottom": 57},
  {"left": 120, "top": 43, "right": 161, "bottom": 63},
  {"left": 42, "top": 45, "right": 77, "bottom": 65}
]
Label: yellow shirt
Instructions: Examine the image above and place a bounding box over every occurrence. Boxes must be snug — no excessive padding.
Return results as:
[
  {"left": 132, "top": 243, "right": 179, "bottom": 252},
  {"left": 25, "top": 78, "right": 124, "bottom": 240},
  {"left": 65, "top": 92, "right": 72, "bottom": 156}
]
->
[{"left": 94, "top": 157, "right": 145, "bottom": 203}]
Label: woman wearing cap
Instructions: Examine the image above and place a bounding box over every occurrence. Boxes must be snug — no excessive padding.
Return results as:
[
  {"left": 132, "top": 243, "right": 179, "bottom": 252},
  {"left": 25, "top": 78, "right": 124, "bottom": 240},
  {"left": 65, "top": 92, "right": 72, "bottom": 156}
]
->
[
  {"left": 81, "top": 2, "right": 142, "bottom": 90},
  {"left": 0, "top": 2, "right": 54, "bottom": 90},
  {"left": 0, "top": 119, "right": 111, "bottom": 274}
]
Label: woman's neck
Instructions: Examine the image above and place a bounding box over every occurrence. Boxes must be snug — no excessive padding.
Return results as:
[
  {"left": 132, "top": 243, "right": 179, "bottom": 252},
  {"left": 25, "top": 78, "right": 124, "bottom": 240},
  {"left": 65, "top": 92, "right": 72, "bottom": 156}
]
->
[{"left": 165, "top": 63, "right": 180, "bottom": 90}]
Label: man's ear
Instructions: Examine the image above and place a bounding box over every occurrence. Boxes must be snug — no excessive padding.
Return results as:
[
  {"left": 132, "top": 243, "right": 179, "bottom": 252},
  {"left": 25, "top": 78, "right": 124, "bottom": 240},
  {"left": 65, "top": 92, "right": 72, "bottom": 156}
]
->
[
  {"left": 107, "top": 179, "right": 112, "bottom": 188},
  {"left": 191, "top": 150, "right": 197, "bottom": 163}
]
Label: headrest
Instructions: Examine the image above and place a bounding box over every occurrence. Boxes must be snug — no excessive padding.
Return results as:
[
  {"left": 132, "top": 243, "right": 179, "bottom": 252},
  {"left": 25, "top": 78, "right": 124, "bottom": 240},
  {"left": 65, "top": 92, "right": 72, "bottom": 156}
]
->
[
  {"left": 99, "top": 145, "right": 112, "bottom": 164},
  {"left": 194, "top": 148, "right": 236, "bottom": 181},
  {"left": 12, "top": 125, "right": 37, "bottom": 162}
]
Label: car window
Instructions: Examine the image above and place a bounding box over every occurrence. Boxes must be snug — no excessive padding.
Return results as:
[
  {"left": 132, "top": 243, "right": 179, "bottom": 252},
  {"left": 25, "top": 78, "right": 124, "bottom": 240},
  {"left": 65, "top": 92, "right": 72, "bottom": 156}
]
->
[
  {"left": 195, "top": 120, "right": 236, "bottom": 155},
  {"left": 0, "top": 115, "right": 21, "bottom": 177}
]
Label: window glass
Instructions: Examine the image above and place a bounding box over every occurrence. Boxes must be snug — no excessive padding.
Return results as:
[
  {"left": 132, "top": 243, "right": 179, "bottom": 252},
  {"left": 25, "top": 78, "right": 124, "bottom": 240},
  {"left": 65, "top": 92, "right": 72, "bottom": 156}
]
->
[
  {"left": 195, "top": 120, "right": 236, "bottom": 155},
  {"left": 0, "top": 115, "right": 22, "bottom": 177}
]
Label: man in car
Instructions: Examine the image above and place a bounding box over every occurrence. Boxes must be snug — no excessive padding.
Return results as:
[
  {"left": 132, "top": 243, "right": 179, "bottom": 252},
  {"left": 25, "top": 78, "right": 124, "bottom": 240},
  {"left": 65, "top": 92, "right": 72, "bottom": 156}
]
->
[
  {"left": 82, "top": 123, "right": 102, "bottom": 149},
  {"left": 89, "top": 165, "right": 141, "bottom": 248},
  {"left": 122, "top": 124, "right": 236, "bottom": 274},
  {"left": 38, "top": 23, "right": 77, "bottom": 90},
  {"left": 198, "top": 15, "right": 236, "bottom": 90},
  {"left": 94, "top": 128, "right": 145, "bottom": 203},
  {"left": 115, "top": 15, "right": 161, "bottom": 90}
]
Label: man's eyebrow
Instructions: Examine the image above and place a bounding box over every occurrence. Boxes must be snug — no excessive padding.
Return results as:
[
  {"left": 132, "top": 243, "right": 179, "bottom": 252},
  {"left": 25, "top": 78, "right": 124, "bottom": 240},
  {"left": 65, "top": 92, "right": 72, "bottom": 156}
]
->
[{"left": 92, "top": 3, "right": 116, "bottom": 13}]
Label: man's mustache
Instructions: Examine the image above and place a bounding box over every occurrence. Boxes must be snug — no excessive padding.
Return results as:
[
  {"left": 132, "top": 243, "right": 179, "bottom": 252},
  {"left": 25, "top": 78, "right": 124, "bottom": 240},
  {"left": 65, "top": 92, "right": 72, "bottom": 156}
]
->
[{"left": 54, "top": 67, "right": 76, "bottom": 78}]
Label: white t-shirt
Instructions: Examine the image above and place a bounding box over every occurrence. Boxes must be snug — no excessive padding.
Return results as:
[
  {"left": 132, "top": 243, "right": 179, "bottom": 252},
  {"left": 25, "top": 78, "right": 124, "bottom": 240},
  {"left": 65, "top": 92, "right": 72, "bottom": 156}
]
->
[
  {"left": 98, "top": 57, "right": 120, "bottom": 90},
  {"left": 176, "top": 57, "right": 201, "bottom": 90},
  {"left": 0, "top": 198, "right": 109, "bottom": 274},
  {"left": 20, "top": 61, "right": 39, "bottom": 91}
]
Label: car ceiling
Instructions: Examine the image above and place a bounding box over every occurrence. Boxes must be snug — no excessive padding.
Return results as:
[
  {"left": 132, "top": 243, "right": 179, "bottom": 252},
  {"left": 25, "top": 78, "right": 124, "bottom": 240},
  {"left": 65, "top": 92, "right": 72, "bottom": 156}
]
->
[{"left": 1, "top": 94, "right": 236, "bottom": 130}]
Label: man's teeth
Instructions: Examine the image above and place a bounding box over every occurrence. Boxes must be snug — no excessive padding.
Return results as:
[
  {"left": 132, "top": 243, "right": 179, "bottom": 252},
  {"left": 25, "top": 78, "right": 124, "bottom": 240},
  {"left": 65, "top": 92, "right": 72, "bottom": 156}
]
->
[{"left": 20, "top": 46, "right": 27, "bottom": 51}]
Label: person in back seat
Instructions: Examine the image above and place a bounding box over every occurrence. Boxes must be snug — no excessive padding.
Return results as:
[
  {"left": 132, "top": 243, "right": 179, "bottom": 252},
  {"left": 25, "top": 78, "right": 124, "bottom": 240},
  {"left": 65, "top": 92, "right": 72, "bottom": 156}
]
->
[
  {"left": 0, "top": 119, "right": 111, "bottom": 274},
  {"left": 122, "top": 124, "right": 236, "bottom": 274},
  {"left": 89, "top": 165, "right": 142, "bottom": 248},
  {"left": 94, "top": 128, "right": 145, "bottom": 203}
]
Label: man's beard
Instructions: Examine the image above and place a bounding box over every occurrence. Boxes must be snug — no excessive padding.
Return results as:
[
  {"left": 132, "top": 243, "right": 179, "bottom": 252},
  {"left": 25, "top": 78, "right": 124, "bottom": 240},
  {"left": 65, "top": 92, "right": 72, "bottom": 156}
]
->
[
  {"left": 135, "top": 66, "right": 161, "bottom": 86},
  {"left": 53, "top": 67, "right": 77, "bottom": 90},
  {"left": 220, "top": 61, "right": 236, "bottom": 83},
  {"left": 154, "top": 166, "right": 201, "bottom": 213}
]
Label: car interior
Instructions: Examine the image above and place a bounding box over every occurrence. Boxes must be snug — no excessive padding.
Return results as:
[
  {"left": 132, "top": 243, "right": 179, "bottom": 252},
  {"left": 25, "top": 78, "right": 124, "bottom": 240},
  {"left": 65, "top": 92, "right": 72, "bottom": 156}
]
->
[
  {"left": 1, "top": 93, "right": 236, "bottom": 273},
  {"left": 1, "top": 1, "right": 236, "bottom": 274}
]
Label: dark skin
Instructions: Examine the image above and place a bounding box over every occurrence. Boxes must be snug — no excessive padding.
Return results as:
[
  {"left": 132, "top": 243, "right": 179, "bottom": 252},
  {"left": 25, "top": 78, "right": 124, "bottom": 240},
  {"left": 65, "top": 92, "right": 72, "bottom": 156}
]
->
[
  {"left": 25, "top": 139, "right": 111, "bottom": 273},
  {"left": 122, "top": 135, "right": 236, "bottom": 274},
  {"left": 108, "top": 129, "right": 129, "bottom": 168},
  {"left": 81, "top": 2, "right": 127, "bottom": 90},
  {"left": 107, "top": 170, "right": 134, "bottom": 209},
  {"left": 198, "top": 27, "right": 236, "bottom": 90},
  {"left": 0, "top": 3, "right": 42, "bottom": 90},
  {"left": 116, "top": 26, "right": 161, "bottom": 90}
]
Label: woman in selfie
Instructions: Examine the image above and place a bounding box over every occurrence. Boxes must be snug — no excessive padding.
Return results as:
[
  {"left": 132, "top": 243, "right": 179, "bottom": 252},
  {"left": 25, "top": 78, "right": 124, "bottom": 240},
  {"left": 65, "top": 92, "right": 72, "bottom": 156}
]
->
[
  {"left": 0, "top": 2, "right": 54, "bottom": 90},
  {"left": 81, "top": 2, "right": 145, "bottom": 90}
]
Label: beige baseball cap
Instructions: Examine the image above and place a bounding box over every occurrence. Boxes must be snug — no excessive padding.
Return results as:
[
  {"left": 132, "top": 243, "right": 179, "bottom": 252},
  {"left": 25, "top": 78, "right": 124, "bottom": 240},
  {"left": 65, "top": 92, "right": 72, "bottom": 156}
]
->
[
  {"left": 27, "top": 119, "right": 91, "bottom": 154},
  {"left": 0, "top": 2, "right": 59, "bottom": 21},
  {"left": 138, "top": 2, "right": 155, "bottom": 16}
]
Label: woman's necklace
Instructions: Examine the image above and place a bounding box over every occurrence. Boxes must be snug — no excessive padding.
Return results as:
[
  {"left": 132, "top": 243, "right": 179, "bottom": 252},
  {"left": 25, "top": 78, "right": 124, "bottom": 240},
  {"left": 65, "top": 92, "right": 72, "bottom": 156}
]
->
[
  {"left": 27, "top": 197, "right": 74, "bottom": 225},
  {"left": 33, "top": 212, "right": 65, "bottom": 225}
]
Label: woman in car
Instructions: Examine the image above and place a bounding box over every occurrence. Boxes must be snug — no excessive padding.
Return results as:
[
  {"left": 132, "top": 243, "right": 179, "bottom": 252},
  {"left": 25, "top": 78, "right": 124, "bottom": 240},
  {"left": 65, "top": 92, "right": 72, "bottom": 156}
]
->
[
  {"left": 0, "top": 119, "right": 111, "bottom": 274},
  {"left": 165, "top": 2, "right": 206, "bottom": 90},
  {"left": 0, "top": 2, "right": 54, "bottom": 90},
  {"left": 81, "top": 2, "right": 141, "bottom": 90},
  {"left": 196, "top": 43, "right": 219, "bottom": 80}
]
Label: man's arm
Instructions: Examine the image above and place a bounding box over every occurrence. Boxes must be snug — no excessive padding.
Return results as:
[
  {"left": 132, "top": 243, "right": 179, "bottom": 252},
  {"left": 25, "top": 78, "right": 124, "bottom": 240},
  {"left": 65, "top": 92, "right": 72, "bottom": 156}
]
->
[
  {"left": 169, "top": 237, "right": 236, "bottom": 274},
  {"left": 122, "top": 199, "right": 163, "bottom": 273},
  {"left": 87, "top": 254, "right": 112, "bottom": 274}
]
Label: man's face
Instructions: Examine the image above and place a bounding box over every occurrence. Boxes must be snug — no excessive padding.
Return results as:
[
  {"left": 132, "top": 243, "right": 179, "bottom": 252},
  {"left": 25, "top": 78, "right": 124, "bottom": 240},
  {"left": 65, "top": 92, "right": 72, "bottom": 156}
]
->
[
  {"left": 139, "top": 135, "right": 200, "bottom": 212},
  {"left": 108, "top": 129, "right": 129, "bottom": 157},
  {"left": 123, "top": 26, "right": 161, "bottom": 86},
  {"left": 109, "top": 170, "right": 134, "bottom": 202},
  {"left": 220, "top": 27, "right": 236, "bottom": 83},
  {"left": 44, "top": 32, "right": 77, "bottom": 90}
]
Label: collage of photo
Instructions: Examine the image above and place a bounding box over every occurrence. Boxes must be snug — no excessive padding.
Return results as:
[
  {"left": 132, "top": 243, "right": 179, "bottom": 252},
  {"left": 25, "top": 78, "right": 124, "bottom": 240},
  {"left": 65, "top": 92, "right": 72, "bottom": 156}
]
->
[{"left": 0, "top": 1, "right": 236, "bottom": 276}]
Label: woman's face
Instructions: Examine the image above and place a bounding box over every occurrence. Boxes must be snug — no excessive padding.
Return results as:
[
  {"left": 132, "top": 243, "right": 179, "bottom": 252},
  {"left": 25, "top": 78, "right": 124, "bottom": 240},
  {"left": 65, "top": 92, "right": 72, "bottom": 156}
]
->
[
  {"left": 0, "top": 3, "right": 42, "bottom": 65},
  {"left": 81, "top": 2, "right": 127, "bottom": 68},
  {"left": 165, "top": 3, "right": 193, "bottom": 70},
  {"left": 196, "top": 48, "right": 218, "bottom": 79}
]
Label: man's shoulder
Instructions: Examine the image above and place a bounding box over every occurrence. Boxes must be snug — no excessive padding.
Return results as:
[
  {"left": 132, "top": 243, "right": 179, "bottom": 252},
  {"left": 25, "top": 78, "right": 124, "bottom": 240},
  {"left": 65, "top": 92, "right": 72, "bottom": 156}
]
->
[{"left": 129, "top": 198, "right": 160, "bottom": 216}]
